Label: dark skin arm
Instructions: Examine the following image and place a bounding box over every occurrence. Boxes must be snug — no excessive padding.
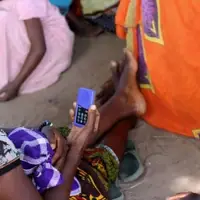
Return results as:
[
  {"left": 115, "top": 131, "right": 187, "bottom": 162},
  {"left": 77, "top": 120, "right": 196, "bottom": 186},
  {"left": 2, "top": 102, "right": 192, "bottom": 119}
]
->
[
  {"left": 45, "top": 105, "right": 99, "bottom": 200},
  {"left": 44, "top": 146, "right": 83, "bottom": 200},
  {"left": 0, "top": 148, "right": 82, "bottom": 200},
  {"left": 0, "top": 18, "right": 46, "bottom": 101},
  {"left": 0, "top": 165, "right": 43, "bottom": 200}
]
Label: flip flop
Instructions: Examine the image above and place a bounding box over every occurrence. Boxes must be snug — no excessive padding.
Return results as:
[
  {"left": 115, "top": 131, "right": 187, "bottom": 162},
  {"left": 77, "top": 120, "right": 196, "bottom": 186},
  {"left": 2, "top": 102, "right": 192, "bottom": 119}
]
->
[
  {"left": 109, "top": 180, "right": 125, "bottom": 200},
  {"left": 108, "top": 140, "right": 144, "bottom": 200},
  {"left": 119, "top": 139, "right": 144, "bottom": 182}
]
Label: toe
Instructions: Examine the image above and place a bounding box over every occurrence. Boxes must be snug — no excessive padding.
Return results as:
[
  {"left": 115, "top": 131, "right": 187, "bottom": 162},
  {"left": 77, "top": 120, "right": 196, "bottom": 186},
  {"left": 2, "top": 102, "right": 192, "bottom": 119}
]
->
[{"left": 124, "top": 49, "right": 138, "bottom": 72}]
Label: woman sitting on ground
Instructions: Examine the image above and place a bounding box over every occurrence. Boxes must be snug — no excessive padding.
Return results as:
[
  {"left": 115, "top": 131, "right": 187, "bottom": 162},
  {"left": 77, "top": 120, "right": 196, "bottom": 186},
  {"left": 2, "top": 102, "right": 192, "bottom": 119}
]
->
[
  {"left": 0, "top": 0, "right": 74, "bottom": 101},
  {"left": 50, "top": 0, "right": 119, "bottom": 36}
]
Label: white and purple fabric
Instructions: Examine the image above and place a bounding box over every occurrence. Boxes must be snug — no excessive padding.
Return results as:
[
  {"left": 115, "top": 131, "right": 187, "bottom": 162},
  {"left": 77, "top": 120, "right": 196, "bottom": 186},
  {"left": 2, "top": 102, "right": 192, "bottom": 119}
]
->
[{"left": 8, "top": 127, "right": 81, "bottom": 196}]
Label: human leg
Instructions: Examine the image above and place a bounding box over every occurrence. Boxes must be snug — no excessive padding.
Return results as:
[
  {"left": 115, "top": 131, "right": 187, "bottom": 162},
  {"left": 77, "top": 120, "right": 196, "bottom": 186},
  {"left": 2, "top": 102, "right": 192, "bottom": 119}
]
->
[
  {"left": 89, "top": 49, "right": 146, "bottom": 145},
  {"left": 66, "top": 10, "right": 103, "bottom": 37},
  {"left": 102, "top": 116, "right": 136, "bottom": 161}
]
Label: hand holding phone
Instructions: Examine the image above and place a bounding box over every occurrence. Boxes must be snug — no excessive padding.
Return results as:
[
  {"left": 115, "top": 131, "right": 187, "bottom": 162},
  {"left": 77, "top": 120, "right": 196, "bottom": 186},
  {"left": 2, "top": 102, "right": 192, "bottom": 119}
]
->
[{"left": 74, "top": 88, "right": 96, "bottom": 128}]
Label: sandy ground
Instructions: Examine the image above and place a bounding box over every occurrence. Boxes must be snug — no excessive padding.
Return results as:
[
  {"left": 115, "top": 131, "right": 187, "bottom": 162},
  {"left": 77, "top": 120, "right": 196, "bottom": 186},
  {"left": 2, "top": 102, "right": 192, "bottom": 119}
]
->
[{"left": 1, "top": 34, "right": 200, "bottom": 199}]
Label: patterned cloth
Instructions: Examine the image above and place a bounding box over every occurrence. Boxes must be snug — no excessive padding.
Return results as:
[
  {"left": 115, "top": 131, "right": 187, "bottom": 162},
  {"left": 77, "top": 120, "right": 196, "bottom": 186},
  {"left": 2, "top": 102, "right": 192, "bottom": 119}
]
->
[
  {"left": 55, "top": 125, "right": 120, "bottom": 200},
  {"left": 69, "top": 145, "right": 119, "bottom": 200},
  {"left": 0, "top": 130, "right": 20, "bottom": 176},
  {"left": 116, "top": 0, "right": 200, "bottom": 138},
  {"left": 8, "top": 127, "right": 81, "bottom": 195},
  {"left": 0, "top": 125, "right": 120, "bottom": 199}
]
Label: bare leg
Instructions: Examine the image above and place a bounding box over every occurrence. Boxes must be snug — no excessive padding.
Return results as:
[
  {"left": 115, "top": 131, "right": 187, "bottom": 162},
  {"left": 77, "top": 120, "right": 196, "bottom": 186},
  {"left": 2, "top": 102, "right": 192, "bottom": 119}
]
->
[
  {"left": 90, "top": 50, "right": 146, "bottom": 145},
  {"left": 103, "top": 116, "right": 137, "bottom": 160}
]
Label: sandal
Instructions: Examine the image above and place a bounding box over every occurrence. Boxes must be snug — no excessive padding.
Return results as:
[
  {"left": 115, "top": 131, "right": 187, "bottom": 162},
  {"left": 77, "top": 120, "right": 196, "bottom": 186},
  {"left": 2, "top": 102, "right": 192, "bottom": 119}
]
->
[{"left": 119, "top": 139, "right": 144, "bottom": 182}]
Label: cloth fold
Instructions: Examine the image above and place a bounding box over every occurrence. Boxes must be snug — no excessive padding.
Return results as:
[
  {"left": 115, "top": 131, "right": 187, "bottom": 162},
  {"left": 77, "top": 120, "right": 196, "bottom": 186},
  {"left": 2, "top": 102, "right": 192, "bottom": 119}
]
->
[{"left": 8, "top": 127, "right": 81, "bottom": 196}]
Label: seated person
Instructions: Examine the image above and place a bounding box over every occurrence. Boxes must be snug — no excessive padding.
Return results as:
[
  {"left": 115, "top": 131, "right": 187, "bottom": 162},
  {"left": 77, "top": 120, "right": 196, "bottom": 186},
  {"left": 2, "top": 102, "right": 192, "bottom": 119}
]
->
[
  {"left": 0, "top": 0, "right": 74, "bottom": 101},
  {"left": 0, "top": 50, "right": 146, "bottom": 200},
  {"left": 49, "top": 0, "right": 119, "bottom": 36}
]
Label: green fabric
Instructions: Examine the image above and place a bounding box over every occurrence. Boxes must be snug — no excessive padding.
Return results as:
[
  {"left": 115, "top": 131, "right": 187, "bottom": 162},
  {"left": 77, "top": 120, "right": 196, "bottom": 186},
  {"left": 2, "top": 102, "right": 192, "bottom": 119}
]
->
[
  {"left": 58, "top": 127, "right": 143, "bottom": 198},
  {"left": 57, "top": 126, "right": 71, "bottom": 137},
  {"left": 84, "top": 145, "right": 119, "bottom": 188},
  {"left": 80, "top": 0, "right": 119, "bottom": 15}
]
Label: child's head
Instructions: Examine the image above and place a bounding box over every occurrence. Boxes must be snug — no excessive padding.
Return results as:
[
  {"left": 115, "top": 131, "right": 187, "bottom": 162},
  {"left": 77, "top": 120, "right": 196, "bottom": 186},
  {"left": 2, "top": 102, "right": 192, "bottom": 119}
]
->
[{"left": 8, "top": 127, "right": 63, "bottom": 193}]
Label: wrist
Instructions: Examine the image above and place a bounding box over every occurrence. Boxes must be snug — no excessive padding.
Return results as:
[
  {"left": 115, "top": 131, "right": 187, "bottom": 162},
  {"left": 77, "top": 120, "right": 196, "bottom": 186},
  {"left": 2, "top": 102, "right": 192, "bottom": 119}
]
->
[{"left": 70, "top": 144, "right": 85, "bottom": 156}]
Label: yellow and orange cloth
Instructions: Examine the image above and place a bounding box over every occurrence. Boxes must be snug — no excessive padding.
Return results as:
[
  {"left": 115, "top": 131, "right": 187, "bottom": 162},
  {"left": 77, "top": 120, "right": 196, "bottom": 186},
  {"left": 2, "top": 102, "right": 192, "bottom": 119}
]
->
[{"left": 116, "top": 0, "right": 200, "bottom": 138}]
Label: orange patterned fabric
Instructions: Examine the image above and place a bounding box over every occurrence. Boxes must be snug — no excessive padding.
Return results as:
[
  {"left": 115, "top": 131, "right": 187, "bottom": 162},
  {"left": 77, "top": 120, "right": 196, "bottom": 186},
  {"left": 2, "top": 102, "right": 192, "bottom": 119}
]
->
[
  {"left": 115, "top": 0, "right": 130, "bottom": 39},
  {"left": 116, "top": 0, "right": 200, "bottom": 138}
]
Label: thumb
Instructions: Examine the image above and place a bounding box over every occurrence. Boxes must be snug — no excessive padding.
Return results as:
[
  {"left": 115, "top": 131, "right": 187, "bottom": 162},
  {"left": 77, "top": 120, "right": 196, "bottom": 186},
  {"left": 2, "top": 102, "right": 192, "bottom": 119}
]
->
[{"left": 85, "top": 105, "right": 97, "bottom": 131}]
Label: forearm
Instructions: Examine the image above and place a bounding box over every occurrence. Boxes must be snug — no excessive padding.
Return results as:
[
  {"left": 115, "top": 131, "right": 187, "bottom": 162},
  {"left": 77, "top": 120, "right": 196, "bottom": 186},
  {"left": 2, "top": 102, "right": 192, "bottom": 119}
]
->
[
  {"left": 13, "top": 46, "right": 45, "bottom": 87},
  {"left": 44, "top": 146, "right": 82, "bottom": 200}
]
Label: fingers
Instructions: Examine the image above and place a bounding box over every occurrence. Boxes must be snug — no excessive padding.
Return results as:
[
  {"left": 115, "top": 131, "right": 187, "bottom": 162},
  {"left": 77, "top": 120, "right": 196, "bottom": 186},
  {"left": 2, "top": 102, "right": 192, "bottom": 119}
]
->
[
  {"left": 69, "top": 102, "right": 76, "bottom": 122},
  {"left": 73, "top": 102, "right": 76, "bottom": 109},
  {"left": 110, "top": 60, "right": 119, "bottom": 87},
  {"left": 69, "top": 109, "right": 75, "bottom": 122},
  {"left": 94, "top": 109, "right": 100, "bottom": 133},
  {"left": 85, "top": 105, "right": 97, "bottom": 131}
]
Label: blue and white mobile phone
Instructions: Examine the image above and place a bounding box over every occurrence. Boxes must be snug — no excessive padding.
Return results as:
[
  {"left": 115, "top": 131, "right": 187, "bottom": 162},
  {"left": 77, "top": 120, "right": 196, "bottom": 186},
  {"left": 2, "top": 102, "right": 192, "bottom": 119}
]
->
[{"left": 74, "top": 88, "right": 96, "bottom": 128}]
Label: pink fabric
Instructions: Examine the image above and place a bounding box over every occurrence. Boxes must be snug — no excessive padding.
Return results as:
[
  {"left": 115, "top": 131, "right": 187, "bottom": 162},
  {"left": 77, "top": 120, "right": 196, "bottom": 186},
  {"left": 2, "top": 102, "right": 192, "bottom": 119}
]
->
[{"left": 0, "top": 0, "right": 74, "bottom": 94}]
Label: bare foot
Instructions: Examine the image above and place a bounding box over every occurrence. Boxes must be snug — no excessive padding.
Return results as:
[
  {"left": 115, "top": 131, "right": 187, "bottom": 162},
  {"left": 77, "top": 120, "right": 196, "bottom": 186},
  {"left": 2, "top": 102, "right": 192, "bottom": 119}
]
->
[
  {"left": 97, "top": 49, "right": 146, "bottom": 117},
  {"left": 96, "top": 58, "right": 125, "bottom": 106},
  {"left": 96, "top": 61, "right": 120, "bottom": 106},
  {"left": 113, "top": 49, "right": 146, "bottom": 117}
]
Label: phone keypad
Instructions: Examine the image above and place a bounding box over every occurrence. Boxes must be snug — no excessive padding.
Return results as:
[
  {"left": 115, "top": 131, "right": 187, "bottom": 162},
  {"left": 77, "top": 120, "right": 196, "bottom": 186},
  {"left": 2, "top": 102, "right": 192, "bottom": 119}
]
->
[{"left": 76, "top": 106, "right": 88, "bottom": 125}]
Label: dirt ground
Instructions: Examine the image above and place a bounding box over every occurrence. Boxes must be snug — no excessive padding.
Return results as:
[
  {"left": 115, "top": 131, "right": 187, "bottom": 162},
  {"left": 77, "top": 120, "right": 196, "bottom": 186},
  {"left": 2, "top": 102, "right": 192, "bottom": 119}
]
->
[{"left": 1, "top": 34, "right": 200, "bottom": 200}]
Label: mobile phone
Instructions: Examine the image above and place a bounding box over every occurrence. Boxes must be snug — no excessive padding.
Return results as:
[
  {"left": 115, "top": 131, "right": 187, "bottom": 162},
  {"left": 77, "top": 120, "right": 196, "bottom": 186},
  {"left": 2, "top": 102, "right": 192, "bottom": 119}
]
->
[{"left": 74, "top": 88, "right": 96, "bottom": 128}]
